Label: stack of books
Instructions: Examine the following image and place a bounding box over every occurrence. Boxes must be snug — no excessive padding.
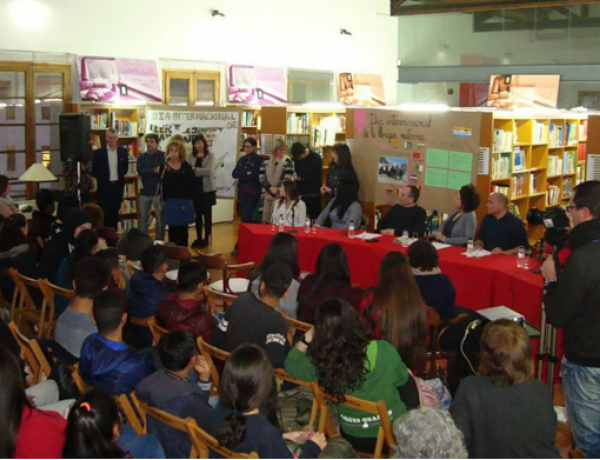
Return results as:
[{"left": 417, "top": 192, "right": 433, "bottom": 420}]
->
[{"left": 493, "top": 129, "right": 513, "bottom": 153}]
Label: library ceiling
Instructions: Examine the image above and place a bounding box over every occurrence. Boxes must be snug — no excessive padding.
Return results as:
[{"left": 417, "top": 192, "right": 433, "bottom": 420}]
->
[{"left": 391, "top": 0, "right": 600, "bottom": 15}]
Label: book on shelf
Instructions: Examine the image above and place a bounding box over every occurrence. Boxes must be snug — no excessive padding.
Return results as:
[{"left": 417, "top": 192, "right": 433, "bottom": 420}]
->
[
  {"left": 510, "top": 203, "right": 521, "bottom": 217},
  {"left": 579, "top": 120, "right": 588, "bottom": 140},
  {"left": 533, "top": 121, "right": 547, "bottom": 144},
  {"left": 126, "top": 161, "right": 137, "bottom": 176},
  {"left": 492, "top": 184, "right": 510, "bottom": 196},
  {"left": 547, "top": 156, "right": 564, "bottom": 176},
  {"left": 493, "top": 129, "right": 513, "bottom": 153},
  {"left": 563, "top": 151, "right": 576, "bottom": 174},
  {"left": 578, "top": 142, "right": 587, "bottom": 162},
  {"left": 512, "top": 175, "right": 525, "bottom": 197},
  {"left": 113, "top": 120, "right": 138, "bottom": 136},
  {"left": 513, "top": 147, "right": 525, "bottom": 172},
  {"left": 124, "top": 182, "right": 136, "bottom": 196},
  {"left": 577, "top": 165, "right": 585, "bottom": 185},
  {"left": 117, "top": 219, "right": 137, "bottom": 234},
  {"left": 565, "top": 122, "right": 578, "bottom": 145},
  {"left": 120, "top": 199, "right": 137, "bottom": 214},
  {"left": 492, "top": 152, "right": 511, "bottom": 179},
  {"left": 91, "top": 113, "right": 108, "bottom": 129},
  {"left": 313, "top": 115, "right": 345, "bottom": 147},
  {"left": 91, "top": 134, "right": 102, "bottom": 150},
  {"left": 242, "top": 111, "right": 259, "bottom": 127},
  {"left": 287, "top": 113, "right": 310, "bottom": 133},
  {"left": 547, "top": 185, "right": 560, "bottom": 206},
  {"left": 548, "top": 122, "right": 563, "bottom": 147},
  {"left": 563, "top": 178, "right": 573, "bottom": 199},
  {"left": 529, "top": 173, "right": 538, "bottom": 194}
]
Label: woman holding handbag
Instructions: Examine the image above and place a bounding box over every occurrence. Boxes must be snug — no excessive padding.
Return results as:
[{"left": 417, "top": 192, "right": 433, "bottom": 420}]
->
[
  {"left": 162, "top": 140, "right": 195, "bottom": 247},
  {"left": 188, "top": 134, "right": 217, "bottom": 249}
]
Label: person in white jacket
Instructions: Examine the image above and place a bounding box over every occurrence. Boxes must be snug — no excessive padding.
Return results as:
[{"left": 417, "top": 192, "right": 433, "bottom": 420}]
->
[{"left": 272, "top": 180, "right": 306, "bottom": 228}]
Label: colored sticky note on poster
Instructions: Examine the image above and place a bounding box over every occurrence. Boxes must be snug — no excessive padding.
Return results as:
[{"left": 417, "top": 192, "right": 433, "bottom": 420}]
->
[
  {"left": 447, "top": 171, "right": 472, "bottom": 190},
  {"left": 426, "top": 149, "right": 449, "bottom": 169},
  {"left": 449, "top": 151, "right": 473, "bottom": 172},
  {"left": 424, "top": 167, "right": 447, "bottom": 188}
]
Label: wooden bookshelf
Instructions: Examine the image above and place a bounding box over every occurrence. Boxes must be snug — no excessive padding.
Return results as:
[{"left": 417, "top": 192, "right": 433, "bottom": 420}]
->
[
  {"left": 71, "top": 103, "right": 142, "bottom": 231},
  {"left": 238, "top": 107, "right": 261, "bottom": 152},
  {"left": 476, "top": 112, "right": 588, "bottom": 243}
]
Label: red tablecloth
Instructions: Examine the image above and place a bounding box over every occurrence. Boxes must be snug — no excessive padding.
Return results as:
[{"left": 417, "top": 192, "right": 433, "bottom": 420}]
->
[{"left": 238, "top": 224, "right": 546, "bottom": 327}]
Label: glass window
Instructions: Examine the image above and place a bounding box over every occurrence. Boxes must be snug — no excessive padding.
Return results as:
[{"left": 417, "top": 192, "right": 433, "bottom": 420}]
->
[
  {"left": 288, "top": 69, "right": 335, "bottom": 104},
  {"left": 196, "top": 79, "right": 215, "bottom": 106}
]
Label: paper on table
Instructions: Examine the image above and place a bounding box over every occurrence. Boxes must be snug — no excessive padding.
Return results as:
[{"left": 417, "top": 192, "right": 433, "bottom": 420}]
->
[
  {"left": 461, "top": 249, "right": 491, "bottom": 258},
  {"left": 449, "top": 151, "right": 473, "bottom": 172},
  {"left": 447, "top": 170, "right": 472, "bottom": 190},
  {"left": 356, "top": 232, "right": 381, "bottom": 240},
  {"left": 431, "top": 242, "right": 451, "bottom": 250},
  {"left": 426, "top": 148, "right": 449, "bottom": 169},
  {"left": 424, "top": 167, "right": 447, "bottom": 188}
]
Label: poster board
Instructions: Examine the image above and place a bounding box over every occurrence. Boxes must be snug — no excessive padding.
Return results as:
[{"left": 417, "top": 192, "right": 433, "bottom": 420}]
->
[
  {"left": 145, "top": 106, "right": 241, "bottom": 198},
  {"left": 486, "top": 74, "right": 560, "bottom": 109},
  {"left": 227, "top": 65, "right": 287, "bottom": 105},
  {"left": 337, "top": 72, "right": 386, "bottom": 107},
  {"left": 353, "top": 109, "right": 482, "bottom": 213}
]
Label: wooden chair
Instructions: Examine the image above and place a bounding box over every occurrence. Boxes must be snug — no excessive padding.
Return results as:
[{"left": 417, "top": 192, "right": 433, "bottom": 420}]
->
[
  {"left": 138, "top": 401, "right": 197, "bottom": 458},
  {"left": 204, "top": 286, "right": 238, "bottom": 315},
  {"left": 426, "top": 306, "right": 468, "bottom": 379},
  {"left": 126, "top": 260, "right": 140, "bottom": 276},
  {"left": 12, "top": 271, "right": 55, "bottom": 338},
  {"left": 71, "top": 363, "right": 90, "bottom": 394},
  {"left": 0, "top": 267, "right": 20, "bottom": 320},
  {"left": 195, "top": 251, "right": 254, "bottom": 295},
  {"left": 130, "top": 315, "right": 152, "bottom": 328},
  {"left": 311, "top": 382, "right": 396, "bottom": 459},
  {"left": 187, "top": 418, "right": 258, "bottom": 459},
  {"left": 282, "top": 315, "right": 312, "bottom": 347},
  {"left": 197, "top": 337, "right": 230, "bottom": 395},
  {"left": 8, "top": 321, "right": 52, "bottom": 386},
  {"left": 41, "top": 281, "right": 74, "bottom": 334},
  {"left": 147, "top": 316, "right": 168, "bottom": 345},
  {"left": 273, "top": 368, "right": 319, "bottom": 429},
  {"left": 116, "top": 392, "right": 147, "bottom": 435},
  {"left": 156, "top": 245, "right": 196, "bottom": 261}
]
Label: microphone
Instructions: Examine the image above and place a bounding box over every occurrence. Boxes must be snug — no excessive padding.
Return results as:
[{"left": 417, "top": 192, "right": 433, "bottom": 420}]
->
[{"left": 288, "top": 200, "right": 298, "bottom": 234}]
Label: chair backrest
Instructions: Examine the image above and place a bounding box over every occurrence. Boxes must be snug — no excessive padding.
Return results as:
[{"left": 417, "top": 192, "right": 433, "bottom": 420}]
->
[
  {"left": 222, "top": 262, "right": 254, "bottom": 295},
  {"left": 157, "top": 245, "right": 195, "bottom": 261},
  {"left": 130, "top": 315, "right": 151, "bottom": 328},
  {"left": 426, "top": 306, "right": 468, "bottom": 379},
  {"left": 197, "top": 337, "right": 230, "bottom": 395},
  {"left": 273, "top": 368, "right": 319, "bottom": 429},
  {"left": 1, "top": 267, "right": 20, "bottom": 321},
  {"left": 283, "top": 314, "right": 312, "bottom": 347},
  {"left": 71, "top": 363, "right": 90, "bottom": 394},
  {"left": 194, "top": 251, "right": 226, "bottom": 270},
  {"left": 204, "top": 286, "right": 238, "bottom": 315},
  {"left": 116, "top": 393, "right": 146, "bottom": 435},
  {"left": 146, "top": 316, "right": 168, "bottom": 346},
  {"left": 42, "top": 281, "right": 73, "bottom": 336},
  {"left": 311, "top": 382, "right": 395, "bottom": 459},
  {"left": 186, "top": 418, "right": 258, "bottom": 459},
  {"left": 126, "top": 260, "right": 140, "bottom": 276},
  {"left": 14, "top": 272, "right": 53, "bottom": 338},
  {"left": 8, "top": 321, "right": 52, "bottom": 385}
]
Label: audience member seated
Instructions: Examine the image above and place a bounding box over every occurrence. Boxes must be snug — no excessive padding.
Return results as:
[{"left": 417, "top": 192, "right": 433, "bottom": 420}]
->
[
  {"left": 0, "top": 174, "right": 19, "bottom": 217},
  {"left": 137, "top": 330, "right": 213, "bottom": 458},
  {"left": 0, "top": 344, "right": 66, "bottom": 459},
  {"left": 285, "top": 299, "right": 411, "bottom": 453},
  {"left": 64, "top": 389, "right": 165, "bottom": 459},
  {"left": 213, "top": 263, "right": 292, "bottom": 369},
  {"left": 249, "top": 232, "right": 301, "bottom": 319},
  {"left": 0, "top": 213, "right": 40, "bottom": 282},
  {"left": 475, "top": 192, "right": 528, "bottom": 254},
  {"left": 360, "top": 251, "right": 427, "bottom": 375},
  {"left": 48, "top": 194, "right": 80, "bottom": 241},
  {"left": 126, "top": 246, "right": 168, "bottom": 349},
  {"left": 155, "top": 260, "right": 215, "bottom": 342},
  {"left": 435, "top": 184, "right": 480, "bottom": 246},
  {"left": 95, "top": 248, "right": 126, "bottom": 291},
  {"left": 54, "top": 257, "right": 109, "bottom": 360},
  {"left": 40, "top": 208, "right": 91, "bottom": 283},
  {"left": 316, "top": 181, "right": 362, "bottom": 229},
  {"left": 297, "top": 243, "right": 362, "bottom": 323},
  {"left": 116, "top": 227, "right": 154, "bottom": 261},
  {"left": 272, "top": 180, "right": 307, "bottom": 227},
  {"left": 451, "top": 319, "right": 560, "bottom": 458},
  {"left": 79, "top": 289, "right": 155, "bottom": 394},
  {"left": 82, "top": 203, "right": 119, "bottom": 247},
  {"left": 28, "top": 188, "right": 56, "bottom": 244},
  {"left": 392, "top": 407, "right": 467, "bottom": 459},
  {"left": 377, "top": 185, "right": 427, "bottom": 237},
  {"left": 210, "top": 343, "right": 325, "bottom": 458}
]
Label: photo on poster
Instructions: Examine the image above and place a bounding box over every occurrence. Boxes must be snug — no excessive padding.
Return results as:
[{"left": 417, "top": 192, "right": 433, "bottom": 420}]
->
[{"left": 378, "top": 156, "right": 408, "bottom": 185}]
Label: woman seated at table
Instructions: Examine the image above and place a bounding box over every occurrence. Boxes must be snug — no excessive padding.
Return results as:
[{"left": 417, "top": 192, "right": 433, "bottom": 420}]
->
[
  {"left": 272, "top": 180, "right": 306, "bottom": 228},
  {"left": 248, "top": 232, "right": 301, "bottom": 319},
  {"left": 297, "top": 243, "right": 362, "bottom": 323},
  {"left": 435, "top": 184, "right": 480, "bottom": 246},
  {"left": 315, "top": 181, "right": 361, "bottom": 230},
  {"left": 359, "top": 251, "right": 427, "bottom": 376},
  {"left": 451, "top": 319, "right": 560, "bottom": 459}
]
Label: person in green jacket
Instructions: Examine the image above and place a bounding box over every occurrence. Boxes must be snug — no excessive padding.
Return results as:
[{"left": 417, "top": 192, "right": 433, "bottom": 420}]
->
[{"left": 284, "top": 298, "right": 410, "bottom": 453}]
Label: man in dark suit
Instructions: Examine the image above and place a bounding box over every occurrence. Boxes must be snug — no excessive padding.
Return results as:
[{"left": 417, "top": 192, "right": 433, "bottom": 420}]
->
[{"left": 92, "top": 128, "right": 129, "bottom": 229}]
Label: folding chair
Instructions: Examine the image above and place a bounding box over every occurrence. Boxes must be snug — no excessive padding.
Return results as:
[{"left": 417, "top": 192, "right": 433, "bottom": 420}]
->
[
  {"left": 12, "top": 271, "right": 54, "bottom": 338},
  {"left": 273, "top": 368, "right": 319, "bottom": 429},
  {"left": 137, "top": 400, "right": 197, "bottom": 458},
  {"left": 187, "top": 418, "right": 258, "bottom": 459},
  {"left": 204, "top": 286, "right": 238, "bottom": 315},
  {"left": 311, "top": 382, "right": 396, "bottom": 459},
  {"left": 426, "top": 306, "right": 468, "bottom": 379},
  {"left": 8, "top": 321, "right": 52, "bottom": 386},
  {"left": 195, "top": 251, "right": 254, "bottom": 295},
  {"left": 146, "top": 316, "right": 168, "bottom": 345},
  {"left": 156, "top": 245, "right": 196, "bottom": 261},
  {"left": 197, "top": 337, "right": 230, "bottom": 395},
  {"left": 116, "top": 392, "right": 147, "bottom": 435},
  {"left": 71, "top": 363, "right": 90, "bottom": 394},
  {"left": 282, "top": 314, "right": 312, "bottom": 347},
  {"left": 126, "top": 260, "right": 140, "bottom": 276},
  {"left": 41, "top": 281, "right": 74, "bottom": 337}
]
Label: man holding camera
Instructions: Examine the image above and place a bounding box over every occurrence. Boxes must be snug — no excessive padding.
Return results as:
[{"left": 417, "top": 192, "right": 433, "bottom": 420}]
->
[{"left": 542, "top": 180, "right": 600, "bottom": 458}]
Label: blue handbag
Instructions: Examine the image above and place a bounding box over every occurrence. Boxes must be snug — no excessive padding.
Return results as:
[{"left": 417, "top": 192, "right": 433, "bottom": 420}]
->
[{"left": 162, "top": 198, "right": 195, "bottom": 227}]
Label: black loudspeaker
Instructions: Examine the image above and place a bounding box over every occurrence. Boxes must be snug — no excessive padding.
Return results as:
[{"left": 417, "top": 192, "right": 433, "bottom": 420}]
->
[{"left": 59, "top": 113, "right": 93, "bottom": 162}]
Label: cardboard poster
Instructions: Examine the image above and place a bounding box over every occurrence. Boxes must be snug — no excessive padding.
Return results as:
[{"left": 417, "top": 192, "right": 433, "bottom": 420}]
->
[
  {"left": 227, "top": 65, "right": 287, "bottom": 105},
  {"left": 337, "top": 72, "right": 386, "bottom": 107},
  {"left": 486, "top": 74, "right": 560, "bottom": 109}
]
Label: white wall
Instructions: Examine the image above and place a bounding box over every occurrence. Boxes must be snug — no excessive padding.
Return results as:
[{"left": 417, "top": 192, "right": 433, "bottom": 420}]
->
[{"left": 0, "top": 0, "right": 398, "bottom": 103}]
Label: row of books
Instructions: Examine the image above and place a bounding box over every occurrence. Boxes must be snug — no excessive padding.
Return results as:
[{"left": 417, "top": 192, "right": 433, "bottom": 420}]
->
[
  {"left": 529, "top": 173, "right": 538, "bottom": 194},
  {"left": 114, "top": 120, "right": 138, "bottom": 136},
  {"left": 126, "top": 161, "right": 137, "bottom": 176},
  {"left": 564, "top": 122, "right": 579, "bottom": 146},
  {"left": 513, "top": 147, "right": 525, "bottom": 171},
  {"left": 548, "top": 123, "right": 564, "bottom": 147},
  {"left": 563, "top": 178, "right": 574, "bottom": 199},
  {"left": 563, "top": 151, "right": 577, "bottom": 174},
  {"left": 492, "top": 184, "right": 509, "bottom": 196},
  {"left": 547, "top": 156, "right": 564, "bottom": 177},
  {"left": 533, "top": 121, "right": 547, "bottom": 144},
  {"left": 493, "top": 129, "right": 513, "bottom": 153},
  {"left": 577, "top": 165, "right": 585, "bottom": 184},
  {"left": 117, "top": 219, "right": 137, "bottom": 234},
  {"left": 241, "top": 111, "right": 260, "bottom": 127},
  {"left": 120, "top": 199, "right": 137, "bottom": 214},
  {"left": 123, "top": 182, "right": 137, "bottom": 197},
  {"left": 492, "top": 153, "right": 511, "bottom": 179},
  {"left": 91, "top": 113, "right": 109, "bottom": 129},
  {"left": 287, "top": 113, "right": 310, "bottom": 133},
  {"left": 313, "top": 116, "right": 346, "bottom": 147},
  {"left": 547, "top": 185, "right": 561, "bottom": 206},
  {"left": 512, "top": 176, "right": 525, "bottom": 197}
]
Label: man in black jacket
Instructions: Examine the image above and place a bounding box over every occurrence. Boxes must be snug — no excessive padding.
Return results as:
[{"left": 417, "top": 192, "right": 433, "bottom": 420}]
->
[
  {"left": 542, "top": 180, "right": 600, "bottom": 458},
  {"left": 377, "top": 185, "right": 427, "bottom": 237},
  {"left": 291, "top": 142, "right": 322, "bottom": 220},
  {"left": 91, "top": 128, "right": 129, "bottom": 230}
]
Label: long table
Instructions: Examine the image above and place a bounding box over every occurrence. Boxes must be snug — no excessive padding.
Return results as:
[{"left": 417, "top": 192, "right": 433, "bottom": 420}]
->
[{"left": 238, "top": 224, "right": 546, "bottom": 327}]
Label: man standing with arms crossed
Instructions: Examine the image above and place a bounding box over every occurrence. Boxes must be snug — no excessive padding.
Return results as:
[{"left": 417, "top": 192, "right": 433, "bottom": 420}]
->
[
  {"left": 542, "top": 180, "right": 600, "bottom": 458},
  {"left": 137, "top": 133, "right": 165, "bottom": 239}
]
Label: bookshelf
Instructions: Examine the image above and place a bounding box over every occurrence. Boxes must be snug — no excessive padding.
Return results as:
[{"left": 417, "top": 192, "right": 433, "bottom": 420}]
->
[
  {"left": 71, "top": 103, "right": 142, "bottom": 231},
  {"left": 477, "top": 112, "right": 589, "bottom": 243},
  {"left": 239, "top": 107, "right": 261, "bottom": 152}
]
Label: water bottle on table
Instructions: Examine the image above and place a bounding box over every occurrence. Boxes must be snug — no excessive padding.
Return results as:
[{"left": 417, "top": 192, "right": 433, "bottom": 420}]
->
[
  {"left": 348, "top": 220, "right": 355, "bottom": 239},
  {"left": 401, "top": 230, "right": 409, "bottom": 247},
  {"left": 517, "top": 246, "right": 528, "bottom": 268},
  {"left": 278, "top": 216, "right": 284, "bottom": 232},
  {"left": 467, "top": 239, "right": 474, "bottom": 258},
  {"left": 304, "top": 218, "right": 311, "bottom": 234}
]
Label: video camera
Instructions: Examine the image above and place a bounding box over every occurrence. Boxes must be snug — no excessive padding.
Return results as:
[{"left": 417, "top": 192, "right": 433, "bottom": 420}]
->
[{"left": 526, "top": 206, "right": 570, "bottom": 247}]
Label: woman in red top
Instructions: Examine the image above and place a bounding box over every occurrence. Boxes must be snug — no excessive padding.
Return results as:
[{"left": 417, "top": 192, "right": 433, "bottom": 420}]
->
[
  {"left": 359, "top": 251, "right": 427, "bottom": 375},
  {"left": 0, "top": 345, "right": 66, "bottom": 459}
]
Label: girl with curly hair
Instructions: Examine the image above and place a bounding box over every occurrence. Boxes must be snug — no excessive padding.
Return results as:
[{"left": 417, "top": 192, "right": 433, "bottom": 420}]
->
[{"left": 285, "top": 298, "right": 411, "bottom": 453}]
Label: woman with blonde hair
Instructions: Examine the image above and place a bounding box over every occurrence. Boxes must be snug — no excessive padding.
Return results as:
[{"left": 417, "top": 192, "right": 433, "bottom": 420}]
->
[
  {"left": 162, "top": 140, "right": 195, "bottom": 247},
  {"left": 259, "top": 139, "right": 294, "bottom": 224}
]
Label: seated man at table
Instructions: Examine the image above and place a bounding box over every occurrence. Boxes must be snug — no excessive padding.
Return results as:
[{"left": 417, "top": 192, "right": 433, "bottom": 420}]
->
[
  {"left": 377, "top": 185, "right": 427, "bottom": 237},
  {"left": 475, "top": 193, "right": 528, "bottom": 254},
  {"left": 212, "top": 263, "right": 291, "bottom": 368}
]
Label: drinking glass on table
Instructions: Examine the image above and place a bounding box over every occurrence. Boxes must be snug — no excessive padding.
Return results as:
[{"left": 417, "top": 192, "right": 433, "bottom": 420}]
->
[
  {"left": 311, "top": 219, "right": 318, "bottom": 234},
  {"left": 360, "top": 225, "right": 367, "bottom": 236},
  {"left": 401, "top": 230, "right": 409, "bottom": 247},
  {"left": 467, "top": 239, "right": 474, "bottom": 258},
  {"left": 517, "top": 246, "right": 527, "bottom": 268}
]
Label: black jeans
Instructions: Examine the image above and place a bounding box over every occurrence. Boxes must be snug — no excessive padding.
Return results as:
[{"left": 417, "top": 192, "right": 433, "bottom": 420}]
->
[
  {"left": 194, "top": 201, "right": 212, "bottom": 242},
  {"left": 169, "top": 225, "right": 189, "bottom": 247}
]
